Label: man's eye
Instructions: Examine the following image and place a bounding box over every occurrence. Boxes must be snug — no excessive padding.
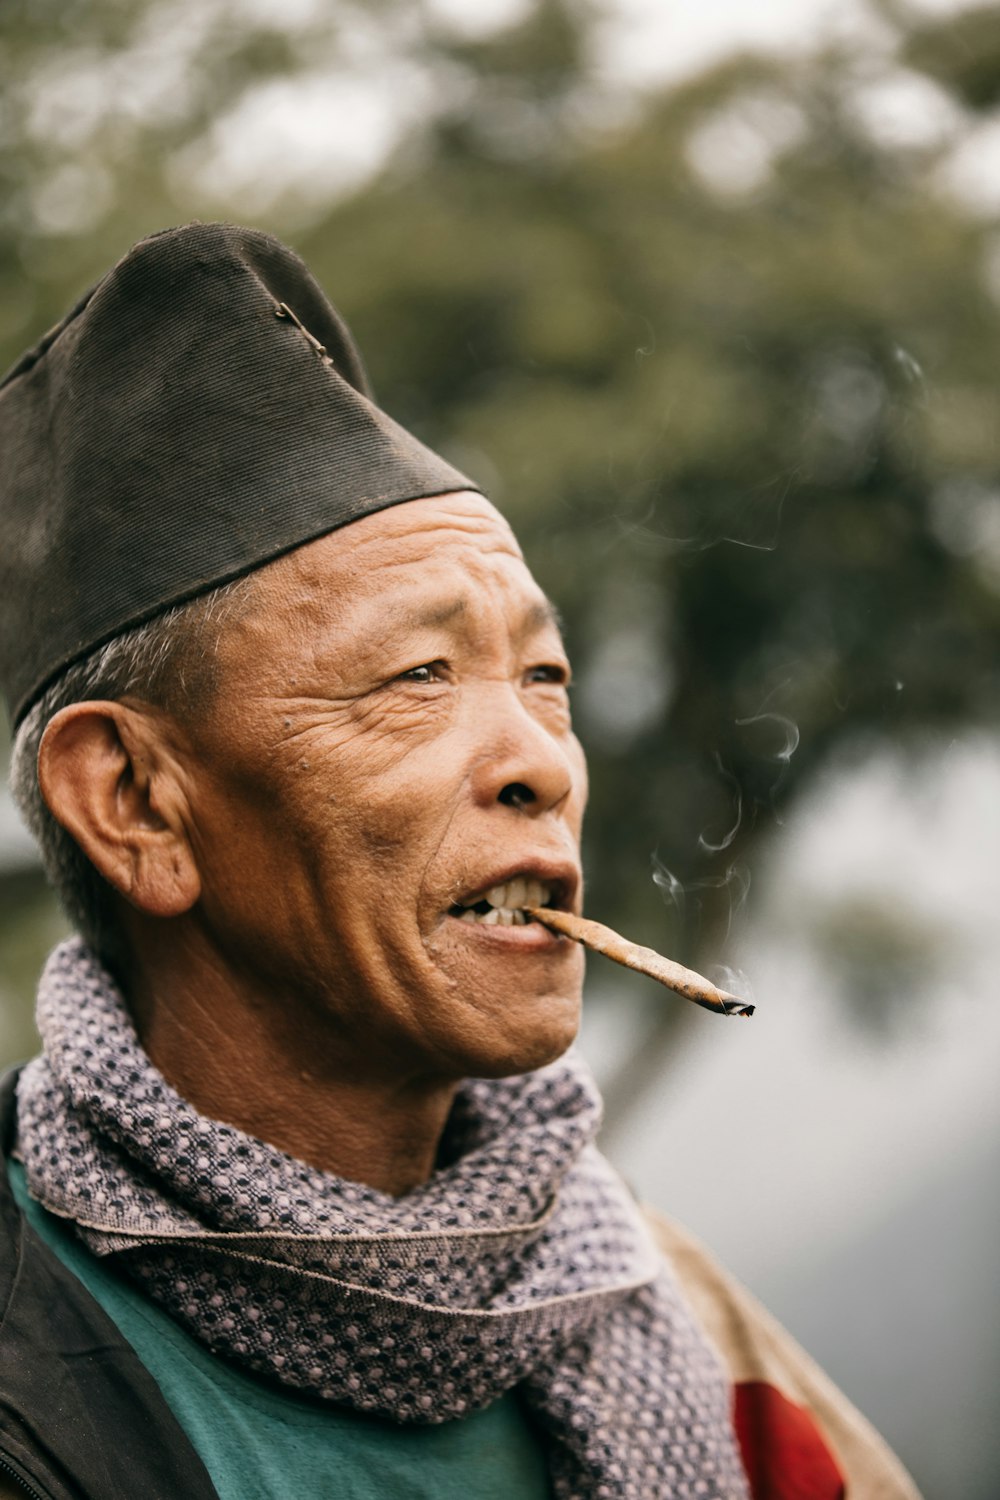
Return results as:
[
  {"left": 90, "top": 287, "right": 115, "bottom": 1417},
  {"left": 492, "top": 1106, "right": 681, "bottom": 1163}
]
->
[
  {"left": 398, "top": 662, "right": 444, "bottom": 684},
  {"left": 525, "top": 664, "right": 569, "bottom": 685}
]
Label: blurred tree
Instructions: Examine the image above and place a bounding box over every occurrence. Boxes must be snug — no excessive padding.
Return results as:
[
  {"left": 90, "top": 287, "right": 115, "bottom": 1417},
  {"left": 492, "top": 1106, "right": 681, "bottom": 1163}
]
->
[
  {"left": 900, "top": 3, "right": 1000, "bottom": 110},
  {"left": 3, "top": 0, "right": 1000, "bottom": 1122}
]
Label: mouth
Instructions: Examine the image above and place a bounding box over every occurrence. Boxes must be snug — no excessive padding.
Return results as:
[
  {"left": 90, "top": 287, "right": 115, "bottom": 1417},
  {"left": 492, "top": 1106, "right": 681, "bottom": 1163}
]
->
[{"left": 446, "top": 874, "right": 568, "bottom": 929}]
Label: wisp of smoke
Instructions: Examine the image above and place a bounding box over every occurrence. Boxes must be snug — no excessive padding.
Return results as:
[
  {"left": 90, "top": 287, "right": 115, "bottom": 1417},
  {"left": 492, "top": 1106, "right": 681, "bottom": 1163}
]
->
[
  {"left": 734, "top": 710, "right": 800, "bottom": 764},
  {"left": 697, "top": 755, "right": 743, "bottom": 854},
  {"left": 651, "top": 856, "right": 751, "bottom": 941},
  {"left": 634, "top": 316, "right": 657, "bottom": 363},
  {"left": 614, "top": 469, "right": 797, "bottom": 556},
  {"left": 723, "top": 862, "right": 751, "bottom": 938},
  {"left": 697, "top": 806, "right": 742, "bottom": 854},
  {"left": 651, "top": 853, "right": 686, "bottom": 915},
  {"left": 705, "top": 963, "right": 754, "bottom": 1005},
  {"left": 892, "top": 344, "right": 925, "bottom": 389}
]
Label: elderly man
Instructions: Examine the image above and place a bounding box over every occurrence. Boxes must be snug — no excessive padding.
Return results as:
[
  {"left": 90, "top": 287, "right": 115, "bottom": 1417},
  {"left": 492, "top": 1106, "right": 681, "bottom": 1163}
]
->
[{"left": 0, "top": 225, "right": 918, "bottom": 1499}]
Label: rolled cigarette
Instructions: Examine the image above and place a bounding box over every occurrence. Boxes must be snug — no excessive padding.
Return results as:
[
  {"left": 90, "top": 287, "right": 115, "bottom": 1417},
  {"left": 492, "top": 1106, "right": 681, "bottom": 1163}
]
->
[{"left": 523, "top": 907, "right": 754, "bottom": 1017}]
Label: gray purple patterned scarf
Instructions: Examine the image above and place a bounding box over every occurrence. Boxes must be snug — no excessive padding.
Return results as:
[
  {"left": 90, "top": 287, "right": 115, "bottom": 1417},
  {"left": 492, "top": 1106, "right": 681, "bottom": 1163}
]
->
[{"left": 16, "top": 939, "right": 749, "bottom": 1499}]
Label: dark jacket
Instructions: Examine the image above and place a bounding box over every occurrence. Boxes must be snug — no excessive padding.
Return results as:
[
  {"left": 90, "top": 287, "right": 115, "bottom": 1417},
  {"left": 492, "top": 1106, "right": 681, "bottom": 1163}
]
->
[{"left": 0, "top": 1071, "right": 219, "bottom": 1500}]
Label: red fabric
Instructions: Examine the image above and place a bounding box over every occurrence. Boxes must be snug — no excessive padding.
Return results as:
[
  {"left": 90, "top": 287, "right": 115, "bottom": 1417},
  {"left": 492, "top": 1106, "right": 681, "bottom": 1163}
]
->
[{"left": 734, "top": 1381, "right": 846, "bottom": 1500}]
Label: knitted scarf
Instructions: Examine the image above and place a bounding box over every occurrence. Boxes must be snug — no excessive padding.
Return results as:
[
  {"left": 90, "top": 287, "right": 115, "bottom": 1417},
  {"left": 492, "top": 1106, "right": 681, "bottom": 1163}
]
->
[{"left": 16, "top": 939, "right": 749, "bottom": 1499}]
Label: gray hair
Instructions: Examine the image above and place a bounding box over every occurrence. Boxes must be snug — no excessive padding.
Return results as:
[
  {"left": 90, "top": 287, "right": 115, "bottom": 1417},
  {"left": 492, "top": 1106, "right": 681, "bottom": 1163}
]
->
[{"left": 9, "top": 573, "right": 259, "bottom": 967}]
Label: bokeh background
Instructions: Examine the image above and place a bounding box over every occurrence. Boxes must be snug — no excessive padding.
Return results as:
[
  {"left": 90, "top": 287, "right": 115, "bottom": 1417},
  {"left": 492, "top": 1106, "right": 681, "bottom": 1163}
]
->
[{"left": 2, "top": 1, "right": 999, "bottom": 1493}]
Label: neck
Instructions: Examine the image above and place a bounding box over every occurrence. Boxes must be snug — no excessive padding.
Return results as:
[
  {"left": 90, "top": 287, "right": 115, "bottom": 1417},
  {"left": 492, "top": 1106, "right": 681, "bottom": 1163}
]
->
[{"left": 120, "top": 923, "right": 457, "bottom": 1197}]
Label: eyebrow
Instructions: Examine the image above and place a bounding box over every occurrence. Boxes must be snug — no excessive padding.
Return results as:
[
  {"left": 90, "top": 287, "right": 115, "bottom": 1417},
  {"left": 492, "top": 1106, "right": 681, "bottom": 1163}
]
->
[
  {"left": 398, "top": 595, "right": 565, "bottom": 640},
  {"left": 414, "top": 598, "right": 469, "bottom": 629},
  {"left": 524, "top": 596, "right": 565, "bottom": 638}
]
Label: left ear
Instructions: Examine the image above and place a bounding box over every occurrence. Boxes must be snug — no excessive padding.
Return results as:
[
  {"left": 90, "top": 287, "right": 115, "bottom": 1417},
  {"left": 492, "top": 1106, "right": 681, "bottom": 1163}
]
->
[{"left": 37, "top": 699, "right": 202, "bottom": 918}]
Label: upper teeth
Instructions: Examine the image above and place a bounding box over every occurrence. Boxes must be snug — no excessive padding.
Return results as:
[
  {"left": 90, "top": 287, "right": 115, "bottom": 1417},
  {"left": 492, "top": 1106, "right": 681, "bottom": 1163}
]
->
[
  {"left": 485, "top": 876, "right": 548, "bottom": 906},
  {"left": 456, "top": 877, "right": 553, "bottom": 926},
  {"left": 485, "top": 877, "right": 550, "bottom": 910}
]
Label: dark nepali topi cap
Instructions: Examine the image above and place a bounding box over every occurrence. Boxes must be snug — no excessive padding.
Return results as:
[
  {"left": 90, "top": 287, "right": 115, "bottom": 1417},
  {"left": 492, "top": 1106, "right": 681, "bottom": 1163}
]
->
[{"left": 0, "top": 221, "right": 481, "bottom": 728}]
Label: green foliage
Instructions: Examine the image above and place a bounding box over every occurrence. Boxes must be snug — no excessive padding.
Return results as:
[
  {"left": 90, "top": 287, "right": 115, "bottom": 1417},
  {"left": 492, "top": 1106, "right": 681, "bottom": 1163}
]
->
[
  {"left": 0, "top": 871, "right": 67, "bottom": 1065},
  {"left": 903, "top": 5, "right": 1000, "bottom": 111},
  {"left": 3, "top": 0, "right": 1000, "bottom": 1072}
]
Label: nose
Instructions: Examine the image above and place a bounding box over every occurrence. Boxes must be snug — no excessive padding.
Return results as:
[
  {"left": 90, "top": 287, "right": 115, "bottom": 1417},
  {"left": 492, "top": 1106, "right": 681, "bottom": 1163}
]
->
[{"left": 469, "top": 687, "right": 578, "bottom": 817}]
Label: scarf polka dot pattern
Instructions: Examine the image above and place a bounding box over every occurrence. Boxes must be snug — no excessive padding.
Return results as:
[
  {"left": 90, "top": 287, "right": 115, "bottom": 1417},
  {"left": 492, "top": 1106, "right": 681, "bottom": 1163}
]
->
[{"left": 17, "top": 939, "right": 749, "bottom": 1500}]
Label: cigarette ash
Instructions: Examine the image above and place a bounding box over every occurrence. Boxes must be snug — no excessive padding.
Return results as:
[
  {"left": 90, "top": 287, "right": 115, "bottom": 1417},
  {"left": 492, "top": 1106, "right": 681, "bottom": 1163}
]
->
[{"left": 704, "top": 963, "right": 754, "bottom": 1010}]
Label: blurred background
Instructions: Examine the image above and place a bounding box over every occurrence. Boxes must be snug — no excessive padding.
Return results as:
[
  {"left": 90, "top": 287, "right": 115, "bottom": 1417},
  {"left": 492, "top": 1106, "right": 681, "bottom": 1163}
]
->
[{"left": 2, "top": 0, "right": 999, "bottom": 1492}]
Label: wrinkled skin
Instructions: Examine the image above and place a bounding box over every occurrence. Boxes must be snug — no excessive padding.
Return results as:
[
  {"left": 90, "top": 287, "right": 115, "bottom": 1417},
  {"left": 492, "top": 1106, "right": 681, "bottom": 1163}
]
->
[
  {"left": 40, "top": 491, "right": 588, "bottom": 1190},
  {"left": 167, "top": 489, "right": 587, "bottom": 1077}
]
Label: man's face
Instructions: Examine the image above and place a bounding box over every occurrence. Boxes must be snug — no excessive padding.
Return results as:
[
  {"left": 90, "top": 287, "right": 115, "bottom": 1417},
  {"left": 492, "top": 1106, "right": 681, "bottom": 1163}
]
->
[{"left": 170, "top": 491, "right": 587, "bottom": 1084}]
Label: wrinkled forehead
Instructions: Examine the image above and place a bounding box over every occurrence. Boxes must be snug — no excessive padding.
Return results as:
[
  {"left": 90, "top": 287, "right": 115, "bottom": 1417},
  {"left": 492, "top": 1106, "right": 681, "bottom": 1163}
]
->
[
  {"left": 304, "top": 490, "right": 523, "bottom": 575},
  {"left": 262, "top": 492, "right": 530, "bottom": 615},
  {"left": 214, "top": 491, "right": 557, "bottom": 670}
]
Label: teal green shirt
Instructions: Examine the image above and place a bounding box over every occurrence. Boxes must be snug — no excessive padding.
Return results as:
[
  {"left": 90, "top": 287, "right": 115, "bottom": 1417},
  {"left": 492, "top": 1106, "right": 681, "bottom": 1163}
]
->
[{"left": 10, "top": 1161, "right": 551, "bottom": 1499}]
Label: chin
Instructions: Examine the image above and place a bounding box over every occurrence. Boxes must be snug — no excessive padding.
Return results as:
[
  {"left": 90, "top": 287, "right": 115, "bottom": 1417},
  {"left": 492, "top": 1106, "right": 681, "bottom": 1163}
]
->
[{"left": 458, "top": 1001, "right": 581, "bottom": 1080}]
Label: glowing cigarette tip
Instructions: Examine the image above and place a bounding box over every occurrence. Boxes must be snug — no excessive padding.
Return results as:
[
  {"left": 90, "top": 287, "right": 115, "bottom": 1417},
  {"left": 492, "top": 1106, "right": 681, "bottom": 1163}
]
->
[{"left": 524, "top": 907, "right": 755, "bottom": 1017}]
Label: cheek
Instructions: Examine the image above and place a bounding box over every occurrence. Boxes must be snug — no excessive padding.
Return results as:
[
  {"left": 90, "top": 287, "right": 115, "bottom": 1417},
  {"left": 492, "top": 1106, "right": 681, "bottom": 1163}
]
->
[{"left": 281, "top": 735, "right": 467, "bottom": 884}]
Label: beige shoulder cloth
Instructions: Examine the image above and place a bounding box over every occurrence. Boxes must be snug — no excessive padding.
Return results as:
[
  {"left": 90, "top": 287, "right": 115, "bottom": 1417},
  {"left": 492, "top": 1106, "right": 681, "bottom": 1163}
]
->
[{"left": 645, "top": 1208, "right": 923, "bottom": 1500}]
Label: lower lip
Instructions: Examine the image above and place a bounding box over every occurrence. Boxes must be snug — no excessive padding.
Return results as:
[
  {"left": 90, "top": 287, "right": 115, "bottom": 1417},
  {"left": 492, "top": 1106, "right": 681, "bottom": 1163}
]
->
[{"left": 443, "top": 913, "right": 567, "bottom": 951}]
